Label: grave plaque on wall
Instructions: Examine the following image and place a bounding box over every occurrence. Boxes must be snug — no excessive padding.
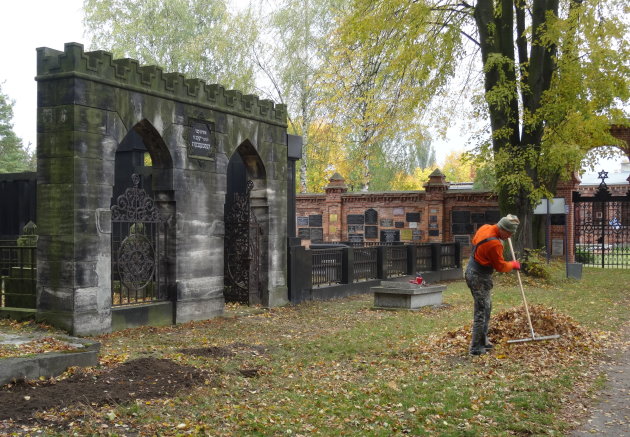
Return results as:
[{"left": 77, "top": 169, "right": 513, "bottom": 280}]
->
[
  {"left": 380, "top": 219, "right": 393, "bottom": 227},
  {"left": 365, "top": 226, "right": 378, "bottom": 239},
  {"left": 412, "top": 230, "right": 422, "bottom": 240},
  {"left": 349, "top": 234, "right": 364, "bottom": 243},
  {"left": 408, "top": 222, "right": 417, "bottom": 228},
  {"left": 189, "top": 121, "right": 216, "bottom": 160},
  {"left": 297, "top": 216, "right": 309, "bottom": 226},
  {"left": 401, "top": 229, "right": 412, "bottom": 240},
  {"left": 310, "top": 228, "right": 324, "bottom": 242},
  {"left": 329, "top": 214, "right": 338, "bottom": 222},
  {"left": 298, "top": 228, "right": 310, "bottom": 240},
  {"left": 429, "top": 223, "right": 438, "bottom": 229},
  {"left": 347, "top": 214, "right": 365, "bottom": 224},
  {"left": 428, "top": 230, "right": 440, "bottom": 236},
  {"left": 393, "top": 207, "right": 404, "bottom": 216},
  {"left": 552, "top": 239, "right": 564, "bottom": 255},
  {"left": 406, "top": 212, "right": 420, "bottom": 222},
  {"left": 452, "top": 223, "right": 474, "bottom": 234},
  {"left": 485, "top": 210, "right": 500, "bottom": 223},
  {"left": 471, "top": 213, "right": 486, "bottom": 224},
  {"left": 309, "top": 214, "right": 323, "bottom": 227},
  {"left": 395, "top": 221, "right": 404, "bottom": 228},
  {"left": 430, "top": 215, "right": 438, "bottom": 222},
  {"left": 365, "top": 209, "right": 378, "bottom": 224},
  {"left": 348, "top": 224, "right": 364, "bottom": 233},
  {"left": 380, "top": 229, "right": 400, "bottom": 242},
  {"left": 329, "top": 225, "right": 337, "bottom": 234},
  {"left": 452, "top": 210, "right": 470, "bottom": 223},
  {"left": 454, "top": 235, "right": 471, "bottom": 247}
]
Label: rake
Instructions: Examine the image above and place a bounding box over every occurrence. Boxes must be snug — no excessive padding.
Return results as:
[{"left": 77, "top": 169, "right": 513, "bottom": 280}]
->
[{"left": 506, "top": 238, "right": 561, "bottom": 344}]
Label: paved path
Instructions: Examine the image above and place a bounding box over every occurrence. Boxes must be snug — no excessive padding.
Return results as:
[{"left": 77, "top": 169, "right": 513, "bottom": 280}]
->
[{"left": 570, "top": 324, "right": 630, "bottom": 437}]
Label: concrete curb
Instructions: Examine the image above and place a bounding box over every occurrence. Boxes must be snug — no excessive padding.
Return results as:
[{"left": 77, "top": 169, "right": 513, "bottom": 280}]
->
[{"left": 0, "top": 337, "right": 100, "bottom": 386}]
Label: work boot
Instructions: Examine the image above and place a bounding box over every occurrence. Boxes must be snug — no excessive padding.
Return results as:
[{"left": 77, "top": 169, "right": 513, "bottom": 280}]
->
[
  {"left": 469, "top": 347, "right": 486, "bottom": 356},
  {"left": 484, "top": 342, "right": 494, "bottom": 349}
]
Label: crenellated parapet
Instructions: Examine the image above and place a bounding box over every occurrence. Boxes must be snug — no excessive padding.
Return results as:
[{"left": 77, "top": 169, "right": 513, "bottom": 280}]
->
[{"left": 36, "top": 42, "right": 287, "bottom": 126}]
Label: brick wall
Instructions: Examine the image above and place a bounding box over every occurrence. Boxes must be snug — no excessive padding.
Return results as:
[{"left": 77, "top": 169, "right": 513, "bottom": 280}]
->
[{"left": 296, "top": 168, "right": 628, "bottom": 261}]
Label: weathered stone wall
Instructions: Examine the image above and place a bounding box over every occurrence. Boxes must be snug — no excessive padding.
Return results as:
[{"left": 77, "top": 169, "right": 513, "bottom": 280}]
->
[{"left": 36, "top": 43, "right": 289, "bottom": 335}]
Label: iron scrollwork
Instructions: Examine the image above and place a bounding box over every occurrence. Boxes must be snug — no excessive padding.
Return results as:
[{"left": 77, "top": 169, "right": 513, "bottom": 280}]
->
[{"left": 111, "top": 174, "right": 165, "bottom": 303}]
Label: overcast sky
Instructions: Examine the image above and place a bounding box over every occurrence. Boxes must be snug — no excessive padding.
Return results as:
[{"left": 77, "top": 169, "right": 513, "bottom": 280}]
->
[{"left": 0, "top": 0, "right": 624, "bottom": 174}]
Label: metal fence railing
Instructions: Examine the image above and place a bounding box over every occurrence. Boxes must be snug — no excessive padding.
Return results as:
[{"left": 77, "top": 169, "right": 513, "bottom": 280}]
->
[
  {"left": 353, "top": 247, "right": 378, "bottom": 282},
  {"left": 386, "top": 245, "right": 408, "bottom": 278},
  {"left": 415, "top": 244, "right": 432, "bottom": 272},
  {"left": 0, "top": 244, "right": 36, "bottom": 309},
  {"left": 440, "top": 242, "right": 459, "bottom": 270},
  {"left": 311, "top": 248, "right": 343, "bottom": 286}
]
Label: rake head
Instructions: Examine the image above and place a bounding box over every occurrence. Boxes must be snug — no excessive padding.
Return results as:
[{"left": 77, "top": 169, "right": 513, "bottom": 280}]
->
[{"left": 507, "top": 334, "right": 561, "bottom": 344}]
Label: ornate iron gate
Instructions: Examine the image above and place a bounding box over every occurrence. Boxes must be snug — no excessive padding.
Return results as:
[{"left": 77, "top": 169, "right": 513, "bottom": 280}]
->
[
  {"left": 111, "top": 174, "right": 167, "bottom": 305},
  {"left": 573, "top": 171, "right": 630, "bottom": 269},
  {"left": 224, "top": 180, "right": 261, "bottom": 304}
]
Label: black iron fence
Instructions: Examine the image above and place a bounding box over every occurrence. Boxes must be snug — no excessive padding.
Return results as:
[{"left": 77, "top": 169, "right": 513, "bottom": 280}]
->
[
  {"left": 0, "top": 244, "right": 37, "bottom": 309},
  {"left": 289, "top": 242, "right": 462, "bottom": 303}
]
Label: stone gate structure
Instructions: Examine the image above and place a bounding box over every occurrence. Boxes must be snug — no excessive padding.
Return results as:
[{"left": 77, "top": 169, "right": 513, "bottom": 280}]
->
[{"left": 35, "top": 43, "right": 294, "bottom": 335}]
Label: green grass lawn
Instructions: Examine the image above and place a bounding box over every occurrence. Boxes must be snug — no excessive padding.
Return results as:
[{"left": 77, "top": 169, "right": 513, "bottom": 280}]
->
[{"left": 6, "top": 264, "right": 630, "bottom": 436}]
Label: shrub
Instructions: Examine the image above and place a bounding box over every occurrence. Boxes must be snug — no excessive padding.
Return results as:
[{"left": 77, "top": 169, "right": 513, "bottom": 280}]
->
[{"left": 521, "top": 248, "right": 551, "bottom": 280}]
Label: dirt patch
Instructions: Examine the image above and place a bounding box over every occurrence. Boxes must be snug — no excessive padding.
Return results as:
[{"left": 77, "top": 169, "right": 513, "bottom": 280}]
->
[
  {"left": 179, "top": 342, "right": 270, "bottom": 358},
  {"left": 0, "top": 357, "right": 209, "bottom": 424}
]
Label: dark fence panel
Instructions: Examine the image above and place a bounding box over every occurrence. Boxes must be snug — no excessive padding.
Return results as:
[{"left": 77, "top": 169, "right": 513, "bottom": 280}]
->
[
  {"left": 0, "top": 244, "right": 36, "bottom": 309},
  {"left": 440, "top": 243, "right": 459, "bottom": 269},
  {"left": 312, "top": 248, "right": 343, "bottom": 286},
  {"left": 0, "top": 172, "right": 37, "bottom": 239},
  {"left": 415, "top": 244, "right": 432, "bottom": 271},
  {"left": 353, "top": 247, "right": 378, "bottom": 282},
  {"left": 386, "top": 245, "right": 407, "bottom": 278}
]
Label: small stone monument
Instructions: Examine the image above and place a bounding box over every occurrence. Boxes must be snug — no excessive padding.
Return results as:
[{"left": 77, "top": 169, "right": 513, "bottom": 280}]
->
[{"left": 372, "top": 281, "right": 446, "bottom": 310}]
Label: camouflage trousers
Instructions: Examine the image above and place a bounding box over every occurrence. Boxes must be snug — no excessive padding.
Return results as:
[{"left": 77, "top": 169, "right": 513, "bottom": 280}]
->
[{"left": 465, "top": 264, "right": 494, "bottom": 353}]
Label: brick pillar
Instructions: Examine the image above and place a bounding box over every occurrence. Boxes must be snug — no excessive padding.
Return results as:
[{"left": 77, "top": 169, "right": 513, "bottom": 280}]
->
[
  {"left": 556, "top": 172, "right": 581, "bottom": 263},
  {"left": 324, "top": 173, "right": 347, "bottom": 242},
  {"left": 423, "top": 169, "right": 448, "bottom": 243}
]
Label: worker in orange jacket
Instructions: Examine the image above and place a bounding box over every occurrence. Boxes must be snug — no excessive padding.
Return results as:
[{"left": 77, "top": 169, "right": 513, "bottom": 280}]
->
[{"left": 465, "top": 214, "right": 521, "bottom": 355}]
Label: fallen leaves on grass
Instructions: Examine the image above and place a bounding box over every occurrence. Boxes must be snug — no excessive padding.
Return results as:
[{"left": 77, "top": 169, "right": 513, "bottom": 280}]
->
[
  {"left": 0, "top": 337, "right": 80, "bottom": 359},
  {"left": 415, "top": 305, "right": 608, "bottom": 368}
]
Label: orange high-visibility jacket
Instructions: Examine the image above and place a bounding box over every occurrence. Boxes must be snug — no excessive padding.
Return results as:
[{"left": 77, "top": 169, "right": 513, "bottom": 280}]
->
[{"left": 471, "top": 224, "right": 515, "bottom": 273}]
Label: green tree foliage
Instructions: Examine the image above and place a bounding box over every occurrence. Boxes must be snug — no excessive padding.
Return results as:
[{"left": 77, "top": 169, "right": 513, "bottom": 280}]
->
[
  {"left": 332, "top": 0, "right": 629, "bottom": 249},
  {"left": 322, "top": 0, "right": 455, "bottom": 191},
  {"left": 83, "top": 0, "right": 257, "bottom": 92},
  {"left": 0, "top": 83, "right": 34, "bottom": 173},
  {"left": 251, "top": 0, "right": 346, "bottom": 192}
]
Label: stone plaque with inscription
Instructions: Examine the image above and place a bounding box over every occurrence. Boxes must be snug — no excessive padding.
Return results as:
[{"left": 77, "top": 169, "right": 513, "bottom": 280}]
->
[
  {"left": 428, "top": 230, "right": 440, "bottom": 237},
  {"left": 393, "top": 207, "right": 404, "bottom": 216},
  {"left": 412, "top": 230, "right": 422, "bottom": 240},
  {"left": 297, "top": 216, "right": 309, "bottom": 226},
  {"left": 406, "top": 212, "right": 420, "bottom": 222},
  {"left": 348, "top": 224, "right": 364, "bottom": 233},
  {"left": 298, "top": 228, "right": 310, "bottom": 240},
  {"left": 309, "top": 214, "right": 323, "bottom": 227},
  {"left": 347, "top": 214, "right": 365, "bottom": 224},
  {"left": 329, "top": 214, "right": 338, "bottom": 223},
  {"left": 189, "top": 121, "right": 215, "bottom": 160},
  {"left": 380, "top": 229, "right": 400, "bottom": 242},
  {"left": 310, "top": 228, "right": 323, "bottom": 242},
  {"left": 365, "top": 209, "right": 378, "bottom": 224},
  {"left": 552, "top": 239, "right": 564, "bottom": 256},
  {"left": 395, "top": 221, "right": 404, "bottom": 228},
  {"left": 349, "top": 234, "right": 364, "bottom": 243},
  {"left": 365, "top": 226, "right": 378, "bottom": 239},
  {"left": 380, "top": 219, "right": 393, "bottom": 227},
  {"left": 401, "top": 229, "right": 412, "bottom": 240}
]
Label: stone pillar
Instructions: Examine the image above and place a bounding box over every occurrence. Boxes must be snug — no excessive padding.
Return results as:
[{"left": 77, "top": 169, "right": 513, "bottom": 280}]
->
[{"left": 556, "top": 172, "right": 581, "bottom": 263}]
